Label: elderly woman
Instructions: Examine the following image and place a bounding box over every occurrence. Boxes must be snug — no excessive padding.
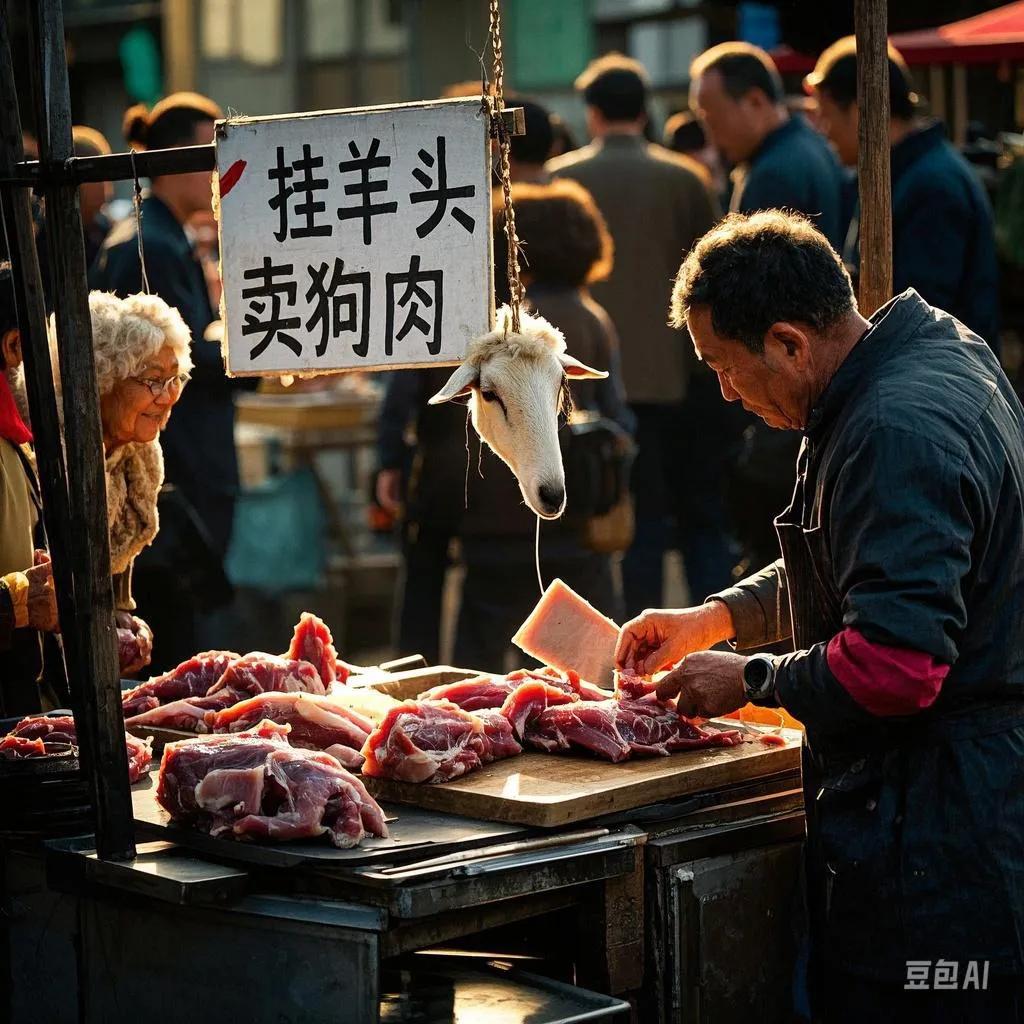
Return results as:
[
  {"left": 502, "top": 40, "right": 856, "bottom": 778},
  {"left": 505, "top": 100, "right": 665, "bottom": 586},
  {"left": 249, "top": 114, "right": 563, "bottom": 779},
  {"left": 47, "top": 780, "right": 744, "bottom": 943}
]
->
[{"left": 86, "top": 291, "right": 192, "bottom": 675}]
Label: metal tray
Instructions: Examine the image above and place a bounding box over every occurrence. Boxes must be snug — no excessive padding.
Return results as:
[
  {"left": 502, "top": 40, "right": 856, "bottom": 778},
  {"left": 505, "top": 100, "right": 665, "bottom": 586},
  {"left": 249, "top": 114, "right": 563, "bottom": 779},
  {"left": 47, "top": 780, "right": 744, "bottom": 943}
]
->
[
  {"left": 132, "top": 773, "right": 527, "bottom": 869},
  {"left": 380, "top": 954, "right": 630, "bottom": 1022}
]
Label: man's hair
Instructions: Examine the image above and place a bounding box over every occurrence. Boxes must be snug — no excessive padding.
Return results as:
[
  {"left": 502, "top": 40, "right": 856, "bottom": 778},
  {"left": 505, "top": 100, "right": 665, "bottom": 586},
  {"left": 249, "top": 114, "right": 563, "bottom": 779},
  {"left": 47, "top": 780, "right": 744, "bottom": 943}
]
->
[
  {"left": 0, "top": 262, "right": 17, "bottom": 351},
  {"left": 575, "top": 52, "right": 649, "bottom": 122},
  {"left": 664, "top": 110, "right": 707, "bottom": 153},
  {"left": 123, "top": 91, "right": 223, "bottom": 151},
  {"left": 493, "top": 179, "right": 613, "bottom": 296},
  {"left": 690, "top": 42, "right": 784, "bottom": 104},
  {"left": 671, "top": 210, "right": 855, "bottom": 353},
  {"left": 72, "top": 125, "right": 112, "bottom": 158},
  {"left": 507, "top": 95, "right": 555, "bottom": 166},
  {"left": 805, "top": 36, "right": 917, "bottom": 121}
]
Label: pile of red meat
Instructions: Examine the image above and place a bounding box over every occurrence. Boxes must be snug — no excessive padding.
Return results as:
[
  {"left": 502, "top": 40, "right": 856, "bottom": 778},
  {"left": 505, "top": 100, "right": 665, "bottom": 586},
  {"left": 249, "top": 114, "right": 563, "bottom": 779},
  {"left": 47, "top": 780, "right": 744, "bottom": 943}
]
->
[
  {"left": 360, "top": 665, "right": 743, "bottom": 784},
  {"left": 156, "top": 720, "right": 388, "bottom": 849},
  {"left": 121, "top": 613, "right": 371, "bottom": 763},
  {"left": 0, "top": 715, "right": 152, "bottom": 783}
]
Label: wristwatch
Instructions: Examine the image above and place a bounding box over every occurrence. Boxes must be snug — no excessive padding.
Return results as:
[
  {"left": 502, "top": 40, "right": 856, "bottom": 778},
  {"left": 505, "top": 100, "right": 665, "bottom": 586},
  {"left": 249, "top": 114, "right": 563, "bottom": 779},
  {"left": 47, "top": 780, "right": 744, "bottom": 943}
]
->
[{"left": 743, "top": 654, "right": 777, "bottom": 705}]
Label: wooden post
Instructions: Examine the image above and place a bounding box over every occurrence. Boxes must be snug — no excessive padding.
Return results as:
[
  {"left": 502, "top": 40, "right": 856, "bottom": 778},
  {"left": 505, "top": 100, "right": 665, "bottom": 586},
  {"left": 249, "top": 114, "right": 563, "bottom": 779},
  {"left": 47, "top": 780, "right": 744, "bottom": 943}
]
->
[
  {"left": 952, "top": 64, "right": 968, "bottom": 148},
  {"left": 855, "top": 0, "right": 893, "bottom": 315},
  {"left": 17, "top": 0, "right": 135, "bottom": 861}
]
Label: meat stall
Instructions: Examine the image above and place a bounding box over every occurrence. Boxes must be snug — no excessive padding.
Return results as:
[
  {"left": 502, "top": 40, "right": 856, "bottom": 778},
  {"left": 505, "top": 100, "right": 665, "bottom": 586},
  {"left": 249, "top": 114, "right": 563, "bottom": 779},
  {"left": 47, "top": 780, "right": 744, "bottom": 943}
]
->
[{"left": 4, "top": 659, "right": 804, "bottom": 1024}]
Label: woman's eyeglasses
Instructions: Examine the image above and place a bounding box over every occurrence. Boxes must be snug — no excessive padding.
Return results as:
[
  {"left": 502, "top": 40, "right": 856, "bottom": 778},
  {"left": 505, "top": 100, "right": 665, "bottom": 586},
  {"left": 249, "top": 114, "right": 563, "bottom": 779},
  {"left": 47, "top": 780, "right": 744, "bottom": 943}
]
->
[{"left": 130, "top": 372, "right": 191, "bottom": 398}]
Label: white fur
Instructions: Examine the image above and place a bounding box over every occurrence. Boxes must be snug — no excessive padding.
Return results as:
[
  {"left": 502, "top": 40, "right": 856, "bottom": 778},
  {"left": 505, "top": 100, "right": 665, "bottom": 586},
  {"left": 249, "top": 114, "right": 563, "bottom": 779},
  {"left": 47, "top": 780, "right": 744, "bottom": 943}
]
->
[{"left": 429, "top": 306, "right": 607, "bottom": 519}]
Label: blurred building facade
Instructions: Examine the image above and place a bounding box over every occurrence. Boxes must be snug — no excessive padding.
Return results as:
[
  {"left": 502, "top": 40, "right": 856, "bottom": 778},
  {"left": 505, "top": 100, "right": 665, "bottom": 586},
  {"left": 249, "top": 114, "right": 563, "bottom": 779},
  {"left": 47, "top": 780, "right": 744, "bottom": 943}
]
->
[{"left": 12, "top": 1, "right": 1024, "bottom": 154}]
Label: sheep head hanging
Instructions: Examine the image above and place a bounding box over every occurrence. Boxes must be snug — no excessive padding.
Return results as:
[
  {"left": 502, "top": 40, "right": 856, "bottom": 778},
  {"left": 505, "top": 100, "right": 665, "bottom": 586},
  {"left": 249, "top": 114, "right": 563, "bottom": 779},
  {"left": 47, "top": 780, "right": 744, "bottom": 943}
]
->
[{"left": 429, "top": 306, "right": 607, "bottom": 519}]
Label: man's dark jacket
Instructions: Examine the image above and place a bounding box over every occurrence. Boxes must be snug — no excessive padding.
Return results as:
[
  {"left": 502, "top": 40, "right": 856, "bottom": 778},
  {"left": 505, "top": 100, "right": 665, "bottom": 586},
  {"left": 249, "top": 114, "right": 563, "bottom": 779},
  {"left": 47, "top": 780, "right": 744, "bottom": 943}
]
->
[
  {"left": 715, "top": 291, "right": 1024, "bottom": 978},
  {"left": 845, "top": 121, "right": 999, "bottom": 346},
  {"left": 90, "top": 195, "right": 241, "bottom": 554},
  {"left": 731, "top": 114, "right": 848, "bottom": 249}
]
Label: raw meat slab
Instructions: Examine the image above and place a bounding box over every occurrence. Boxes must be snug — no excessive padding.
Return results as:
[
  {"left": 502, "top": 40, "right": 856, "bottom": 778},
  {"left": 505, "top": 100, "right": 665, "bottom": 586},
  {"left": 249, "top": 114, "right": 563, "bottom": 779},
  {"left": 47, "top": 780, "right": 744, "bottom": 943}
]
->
[
  {"left": 132, "top": 773, "right": 527, "bottom": 868},
  {"left": 362, "top": 730, "right": 802, "bottom": 827},
  {"left": 512, "top": 579, "right": 619, "bottom": 689}
]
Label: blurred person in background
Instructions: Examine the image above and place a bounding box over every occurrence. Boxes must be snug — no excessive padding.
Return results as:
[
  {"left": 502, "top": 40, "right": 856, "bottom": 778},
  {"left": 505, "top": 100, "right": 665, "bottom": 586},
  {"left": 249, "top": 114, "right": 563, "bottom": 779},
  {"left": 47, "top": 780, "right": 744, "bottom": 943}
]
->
[
  {"left": 506, "top": 95, "right": 555, "bottom": 183},
  {"left": 449, "top": 180, "right": 633, "bottom": 670},
  {"left": 0, "top": 263, "right": 58, "bottom": 714},
  {"left": 72, "top": 126, "right": 113, "bottom": 267},
  {"left": 690, "top": 42, "right": 848, "bottom": 580},
  {"left": 690, "top": 42, "right": 846, "bottom": 246},
  {"left": 548, "top": 114, "right": 578, "bottom": 160},
  {"left": 90, "top": 92, "right": 245, "bottom": 670},
  {"left": 664, "top": 109, "right": 727, "bottom": 197},
  {"left": 807, "top": 36, "right": 1000, "bottom": 350},
  {"left": 548, "top": 53, "right": 722, "bottom": 618}
]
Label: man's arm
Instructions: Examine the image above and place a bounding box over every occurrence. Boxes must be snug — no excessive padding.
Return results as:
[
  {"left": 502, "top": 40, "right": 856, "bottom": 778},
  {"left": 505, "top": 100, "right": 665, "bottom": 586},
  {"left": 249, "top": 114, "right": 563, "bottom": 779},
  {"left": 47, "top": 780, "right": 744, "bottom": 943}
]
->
[
  {"left": 710, "top": 559, "right": 792, "bottom": 651},
  {"left": 773, "top": 427, "right": 970, "bottom": 736}
]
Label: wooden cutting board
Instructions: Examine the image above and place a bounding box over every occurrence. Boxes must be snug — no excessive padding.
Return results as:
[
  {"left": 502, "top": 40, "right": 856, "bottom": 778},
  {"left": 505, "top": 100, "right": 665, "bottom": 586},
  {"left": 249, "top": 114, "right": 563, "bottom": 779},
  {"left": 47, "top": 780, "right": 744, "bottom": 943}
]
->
[{"left": 362, "top": 730, "right": 802, "bottom": 828}]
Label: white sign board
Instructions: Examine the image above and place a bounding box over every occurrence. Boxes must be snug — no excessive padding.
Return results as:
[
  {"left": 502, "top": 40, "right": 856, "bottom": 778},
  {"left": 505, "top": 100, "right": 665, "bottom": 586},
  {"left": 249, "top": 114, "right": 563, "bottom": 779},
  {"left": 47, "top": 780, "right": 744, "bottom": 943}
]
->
[{"left": 216, "top": 98, "right": 494, "bottom": 376}]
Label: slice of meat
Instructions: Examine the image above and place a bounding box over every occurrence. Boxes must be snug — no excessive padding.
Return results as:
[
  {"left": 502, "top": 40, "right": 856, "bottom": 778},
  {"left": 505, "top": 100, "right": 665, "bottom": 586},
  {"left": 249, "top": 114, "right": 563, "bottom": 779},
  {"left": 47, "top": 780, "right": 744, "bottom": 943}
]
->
[
  {"left": 125, "top": 733, "right": 155, "bottom": 782},
  {"left": 613, "top": 669, "right": 659, "bottom": 700},
  {"left": 361, "top": 700, "right": 521, "bottom": 784},
  {"left": 471, "top": 708, "right": 523, "bottom": 761},
  {"left": 325, "top": 685, "right": 401, "bottom": 725},
  {"left": 499, "top": 680, "right": 579, "bottom": 740},
  {"left": 125, "top": 692, "right": 237, "bottom": 733},
  {"left": 419, "top": 674, "right": 517, "bottom": 711},
  {"left": 284, "top": 613, "right": 350, "bottom": 687},
  {"left": 207, "top": 692, "right": 374, "bottom": 770},
  {"left": 528, "top": 701, "right": 632, "bottom": 762},
  {"left": 5, "top": 715, "right": 153, "bottom": 781},
  {"left": 9, "top": 715, "right": 78, "bottom": 745},
  {"left": 207, "top": 653, "right": 327, "bottom": 704},
  {"left": 0, "top": 735, "right": 48, "bottom": 758},
  {"left": 122, "top": 651, "right": 240, "bottom": 717},
  {"left": 506, "top": 666, "right": 611, "bottom": 702},
  {"left": 512, "top": 579, "right": 619, "bottom": 689},
  {"left": 156, "top": 721, "right": 387, "bottom": 848},
  {"left": 526, "top": 699, "right": 743, "bottom": 763}
]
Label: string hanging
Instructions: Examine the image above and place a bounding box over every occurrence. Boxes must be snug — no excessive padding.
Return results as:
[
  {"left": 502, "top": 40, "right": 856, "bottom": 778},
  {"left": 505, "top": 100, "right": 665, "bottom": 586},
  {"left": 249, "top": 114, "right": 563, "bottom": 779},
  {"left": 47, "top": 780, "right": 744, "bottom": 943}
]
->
[
  {"left": 129, "top": 149, "right": 150, "bottom": 294},
  {"left": 485, "top": 0, "right": 523, "bottom": 334}
]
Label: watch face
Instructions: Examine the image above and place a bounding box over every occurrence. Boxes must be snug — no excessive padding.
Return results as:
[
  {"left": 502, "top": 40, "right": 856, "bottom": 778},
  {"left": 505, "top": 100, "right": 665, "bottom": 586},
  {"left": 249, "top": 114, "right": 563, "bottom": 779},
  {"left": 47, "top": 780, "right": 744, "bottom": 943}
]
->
[{"left": 746, "top": 658, "right": 770, "bottom": 690}]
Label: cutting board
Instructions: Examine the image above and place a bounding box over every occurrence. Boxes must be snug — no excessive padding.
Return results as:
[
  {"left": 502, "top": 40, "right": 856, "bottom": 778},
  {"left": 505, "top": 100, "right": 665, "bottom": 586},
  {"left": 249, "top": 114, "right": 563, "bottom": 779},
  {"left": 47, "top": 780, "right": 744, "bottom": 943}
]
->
[{"left": 362, "top": 730, "right": 802, "bottom": 828}]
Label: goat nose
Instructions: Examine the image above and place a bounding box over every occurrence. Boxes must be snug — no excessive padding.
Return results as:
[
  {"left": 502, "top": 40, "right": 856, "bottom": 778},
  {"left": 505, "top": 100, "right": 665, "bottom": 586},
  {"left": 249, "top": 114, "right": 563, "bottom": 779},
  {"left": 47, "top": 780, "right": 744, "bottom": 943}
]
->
[{"left": 537, "top": 482, "right": 565, "bottom": 515}]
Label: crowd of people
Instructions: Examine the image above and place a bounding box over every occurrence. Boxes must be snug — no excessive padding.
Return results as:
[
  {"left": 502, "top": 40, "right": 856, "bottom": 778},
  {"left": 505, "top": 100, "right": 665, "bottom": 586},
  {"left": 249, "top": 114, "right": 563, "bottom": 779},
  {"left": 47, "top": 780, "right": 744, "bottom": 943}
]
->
[
  {"left": 379, "top": 38, "right": 1003, "bottom": 671},
  {"left": 0, "top": 34, "right": 1006, "bottom": 693}
]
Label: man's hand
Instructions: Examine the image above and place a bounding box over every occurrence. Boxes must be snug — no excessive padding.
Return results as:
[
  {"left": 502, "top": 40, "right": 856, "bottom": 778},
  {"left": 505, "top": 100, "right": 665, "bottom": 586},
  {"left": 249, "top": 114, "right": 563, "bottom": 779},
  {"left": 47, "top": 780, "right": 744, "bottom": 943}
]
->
[
  {"left": 25, "top": 561, "right": 59, "bottom": 633},
  {"left": 376, "top": 469, "right": 402, "bottom": 514},
  {"left": 615, "top": 601, "right": 735, "bottom": 675},
  {"left": 656, "top": 650, "right": 748, "bottom": 718}
]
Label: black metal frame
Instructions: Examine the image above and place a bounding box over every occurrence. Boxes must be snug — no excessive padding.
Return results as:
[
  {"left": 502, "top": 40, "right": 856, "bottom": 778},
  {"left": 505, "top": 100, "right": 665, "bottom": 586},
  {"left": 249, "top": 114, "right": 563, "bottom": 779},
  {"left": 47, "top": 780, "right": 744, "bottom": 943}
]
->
[{"left": 0, "top": 0, "right": 526, "bottom": 863}]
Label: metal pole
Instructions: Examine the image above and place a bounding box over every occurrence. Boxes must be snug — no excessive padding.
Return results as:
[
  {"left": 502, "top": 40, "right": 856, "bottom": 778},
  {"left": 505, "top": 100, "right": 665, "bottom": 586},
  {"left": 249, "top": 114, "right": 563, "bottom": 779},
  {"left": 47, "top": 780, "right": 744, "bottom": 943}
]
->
[
  {"left": 855, "top": 0, "right": 893, "bottom": 315},
  {"left": 22, "top": 0, "right": 136, "bottom": 861}
]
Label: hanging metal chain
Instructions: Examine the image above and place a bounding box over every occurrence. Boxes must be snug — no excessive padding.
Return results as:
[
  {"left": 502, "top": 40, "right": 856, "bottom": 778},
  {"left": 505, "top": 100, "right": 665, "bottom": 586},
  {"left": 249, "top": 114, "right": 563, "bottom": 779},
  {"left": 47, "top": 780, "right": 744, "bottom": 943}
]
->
[
  {"left": 486, "top": 0, "right": 522, "bottom": 333},
  {"left": 129, "top": 149, "right": 150, "bottom": 294}
]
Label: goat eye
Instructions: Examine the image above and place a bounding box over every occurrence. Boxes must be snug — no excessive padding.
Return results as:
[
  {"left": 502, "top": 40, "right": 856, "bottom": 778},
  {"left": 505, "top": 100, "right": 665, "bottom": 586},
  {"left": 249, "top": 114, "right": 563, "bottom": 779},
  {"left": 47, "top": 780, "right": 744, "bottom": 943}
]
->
[{"left": 479, "top": 389, "right": 498, "bottom": 403}]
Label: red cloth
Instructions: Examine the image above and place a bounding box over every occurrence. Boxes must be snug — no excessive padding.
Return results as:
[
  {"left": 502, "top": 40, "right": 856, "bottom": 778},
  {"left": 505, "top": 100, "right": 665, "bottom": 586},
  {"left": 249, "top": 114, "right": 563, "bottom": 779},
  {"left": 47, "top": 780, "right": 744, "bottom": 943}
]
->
[
  {"left": 826, "top": 627, "right": 949, "bottom": 716},
  {"left": 0, "top": 374, "right": 31, "bottom": 446}
]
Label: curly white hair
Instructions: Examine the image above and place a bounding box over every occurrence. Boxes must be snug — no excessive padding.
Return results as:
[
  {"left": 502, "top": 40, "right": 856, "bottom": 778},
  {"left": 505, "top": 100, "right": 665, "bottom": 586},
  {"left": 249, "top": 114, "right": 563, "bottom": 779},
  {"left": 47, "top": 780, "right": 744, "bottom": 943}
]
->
[{"left": 85, "top": 291, "right": 193, "bottom": 395}]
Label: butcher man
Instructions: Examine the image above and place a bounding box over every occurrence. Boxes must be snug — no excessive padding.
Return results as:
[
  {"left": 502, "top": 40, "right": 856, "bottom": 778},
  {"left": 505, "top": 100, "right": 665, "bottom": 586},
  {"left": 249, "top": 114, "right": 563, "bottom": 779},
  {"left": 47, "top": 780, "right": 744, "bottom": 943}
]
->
[{"left": 616, "top": 209, "right": 1024, "bottom": 1021}]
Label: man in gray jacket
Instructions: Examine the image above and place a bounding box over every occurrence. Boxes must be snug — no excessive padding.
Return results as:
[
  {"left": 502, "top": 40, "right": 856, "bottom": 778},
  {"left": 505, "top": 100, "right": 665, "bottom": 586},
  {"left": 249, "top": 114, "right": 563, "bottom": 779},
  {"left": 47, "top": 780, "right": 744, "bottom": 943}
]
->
[{"left": 549, "top": 54, "right": 721, "bottom": 615}]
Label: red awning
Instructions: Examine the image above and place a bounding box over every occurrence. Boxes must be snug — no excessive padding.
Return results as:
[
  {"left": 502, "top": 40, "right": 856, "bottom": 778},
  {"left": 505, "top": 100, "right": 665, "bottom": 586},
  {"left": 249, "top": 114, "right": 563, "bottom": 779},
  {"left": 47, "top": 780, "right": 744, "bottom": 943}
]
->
[
  {"left": 772, "top": 1, "right": 1024, "bottom": 72},
  {"left": 891, "top": 1, "right": 1024, "bottom": 64}
]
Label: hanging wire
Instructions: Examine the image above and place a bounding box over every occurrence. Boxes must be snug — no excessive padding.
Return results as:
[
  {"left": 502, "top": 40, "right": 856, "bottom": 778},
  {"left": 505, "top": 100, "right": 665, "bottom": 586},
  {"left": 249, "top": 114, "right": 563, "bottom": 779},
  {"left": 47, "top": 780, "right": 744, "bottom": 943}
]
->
[
  {"left": 129, "top": 149, "right": 150, "bottom": 294},
  {"left": 534, "top": 515, "right": 544, "bottom": 596},
  {"left": 486, "top": 0, "right": 524, "bottom": 334}
]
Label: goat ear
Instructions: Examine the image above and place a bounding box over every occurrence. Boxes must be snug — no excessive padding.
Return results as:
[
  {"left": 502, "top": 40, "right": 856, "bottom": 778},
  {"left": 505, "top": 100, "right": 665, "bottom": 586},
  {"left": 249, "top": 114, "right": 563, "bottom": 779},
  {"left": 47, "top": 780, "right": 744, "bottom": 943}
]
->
[
  {"left": 559, "top": 352, "right": 608, "bottom": 380},
  {"left": 428, "top": 361, "right": 479, "bottom": 405}
]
